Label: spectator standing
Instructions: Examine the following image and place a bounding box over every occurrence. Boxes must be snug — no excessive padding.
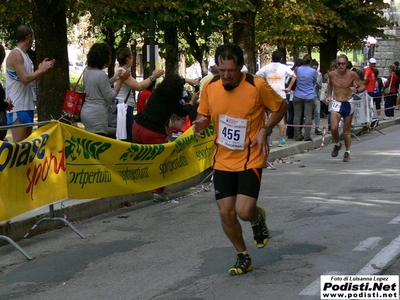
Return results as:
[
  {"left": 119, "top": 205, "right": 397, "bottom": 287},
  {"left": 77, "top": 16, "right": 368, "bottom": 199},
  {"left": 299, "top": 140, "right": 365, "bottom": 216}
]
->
[
  {"left": 112, "top": 47, "right": 164, "bottom": 142},
  {"left": 200, "top": 65, "right": 219, "bottom": 98},
  {"left": 364, "top": 58, "right": 376, "bottom": 99},
  {"left": 326, "top": 54, "right": 365, "bottom": 162},
  {"left": 311, "top": 60, "right": 323, "bottom": 135},
  {"left": 293, "top": 54, "right": 317, "bottom": 141},
  {"left": 371, "top": 68, "right": 383, "bottom": 119},
  {"left": 394, "top": 61, "right": 400, "bottom": 89},
  {"left": 0, "top": 44, "right": 14, "bottom": 141},
  {"left": 5, "top": 25, "right": 55, "bottom": 142},
  {"left": 136, "top": 81, "right": 156, "bottom": 113},
  {"left": 256, "top": 50, "right": 296, "bottom": 147},
  {"left": 133, "top": 74, "right": 199, "bottom": 202},
  {"left": 394, "top": 61, "right": 400, "bottom": 110},
  {"left": 286, "top": 58, "right": 302, "bottom": 139},
  {"left": 383, "top": 65, "right": 397, "bottom": 120},
  {"left": 80, "top": 43, "right": 130, "bottom": 136},
  {"left": 193, "top": 43, "right": 287, "bottom": 276}
]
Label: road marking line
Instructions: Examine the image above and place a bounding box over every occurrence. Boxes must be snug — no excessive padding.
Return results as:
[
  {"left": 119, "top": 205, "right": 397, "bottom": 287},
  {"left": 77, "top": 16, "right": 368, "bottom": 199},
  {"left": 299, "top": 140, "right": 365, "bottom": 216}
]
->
[
  {"left": 299, "top": 235, "right": 400, "bottom": 296},
  {"left": 299, "top": 271, "right": 342, "bottom": 296},
  {"left": 357, "top": 234, "right": 400, "bottom": 275},
  {"left": 353, "top": 237, "right": 382, "bottom": 251},
  {"left": 389, "top": 215, "right": 400, "bottom": 224}
]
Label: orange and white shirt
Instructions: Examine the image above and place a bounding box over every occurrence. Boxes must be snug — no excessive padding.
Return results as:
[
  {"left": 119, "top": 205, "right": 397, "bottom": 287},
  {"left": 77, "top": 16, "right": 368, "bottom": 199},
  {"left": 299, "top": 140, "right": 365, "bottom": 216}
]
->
[
  {"left": 256, "top": 62, "right": 294, "bottom": 99},
  {"left": 198, "top": 73, "right": 282, "bottom": 171}
]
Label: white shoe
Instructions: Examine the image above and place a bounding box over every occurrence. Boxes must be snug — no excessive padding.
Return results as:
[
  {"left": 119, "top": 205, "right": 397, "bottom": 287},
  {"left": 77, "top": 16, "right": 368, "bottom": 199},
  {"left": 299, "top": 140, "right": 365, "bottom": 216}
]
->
[{"left": 153, "top": 193, "right": 169, "bottom": 202}]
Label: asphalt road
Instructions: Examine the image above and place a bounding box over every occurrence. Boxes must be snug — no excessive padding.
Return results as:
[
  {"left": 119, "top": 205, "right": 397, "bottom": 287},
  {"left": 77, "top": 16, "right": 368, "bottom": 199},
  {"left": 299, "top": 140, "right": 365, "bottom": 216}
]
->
[{"left": 1, "top": 124, "right": 400, "bottom": 300}]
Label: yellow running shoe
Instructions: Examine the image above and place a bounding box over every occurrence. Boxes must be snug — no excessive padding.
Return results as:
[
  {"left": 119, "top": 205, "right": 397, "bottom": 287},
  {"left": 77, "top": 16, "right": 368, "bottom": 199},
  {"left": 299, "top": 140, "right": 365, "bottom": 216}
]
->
[
  {"left": 251, "top": 206, "right": 270, "bottom": 248},
  {"left": 228, "top": 253, "right": 253, "bottom": 275}
]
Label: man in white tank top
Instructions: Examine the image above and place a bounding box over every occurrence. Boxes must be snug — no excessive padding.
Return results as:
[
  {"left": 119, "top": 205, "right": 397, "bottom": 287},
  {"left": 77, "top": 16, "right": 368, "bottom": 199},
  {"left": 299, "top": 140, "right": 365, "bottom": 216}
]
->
[{"left": 6, "top": 25, "right": 55, "bottom": 142}]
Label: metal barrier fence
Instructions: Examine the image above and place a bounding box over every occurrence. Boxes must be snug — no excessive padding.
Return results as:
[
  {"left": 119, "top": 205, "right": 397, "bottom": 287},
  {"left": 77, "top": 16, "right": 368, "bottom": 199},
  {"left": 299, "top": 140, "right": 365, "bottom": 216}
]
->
[{"left": 0, "top": 121, "right": 85, "bottom": 261}]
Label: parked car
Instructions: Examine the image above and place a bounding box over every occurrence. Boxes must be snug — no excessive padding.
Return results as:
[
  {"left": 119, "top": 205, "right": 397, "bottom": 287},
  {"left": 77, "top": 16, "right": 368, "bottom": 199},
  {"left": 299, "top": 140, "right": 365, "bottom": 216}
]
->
[{"left": 69, "top": 61, "right": 84, "bottom": 74}]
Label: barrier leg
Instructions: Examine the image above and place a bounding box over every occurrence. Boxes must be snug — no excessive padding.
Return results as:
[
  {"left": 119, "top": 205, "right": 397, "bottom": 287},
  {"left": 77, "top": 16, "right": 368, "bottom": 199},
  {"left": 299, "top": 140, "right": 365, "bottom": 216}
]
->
[
  {"left": 0, "top": 235, "right": 34, "bottom": 260},
  {"left": 24, "top": 204, "right": 86, "bottom": 239},
  {"left": 351, "top": 132, "right": 361, "bottom": 141}
]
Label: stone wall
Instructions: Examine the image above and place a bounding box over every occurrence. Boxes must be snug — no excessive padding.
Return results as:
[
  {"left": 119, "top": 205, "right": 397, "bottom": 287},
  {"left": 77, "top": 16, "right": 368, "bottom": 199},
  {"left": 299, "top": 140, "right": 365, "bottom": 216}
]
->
[
  {"left": 372, "top": 0, "right": 400, "bottom": 77},
  {"left": 374, "top": 32, "right": 400, "bottom": 77}
]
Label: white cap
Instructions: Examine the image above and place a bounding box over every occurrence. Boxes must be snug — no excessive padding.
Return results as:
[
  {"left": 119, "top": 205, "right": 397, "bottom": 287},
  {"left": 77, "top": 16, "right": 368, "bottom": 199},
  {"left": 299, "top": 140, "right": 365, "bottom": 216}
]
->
[{"left": 369, "top": 58, "right": 377, "bottom": 64}]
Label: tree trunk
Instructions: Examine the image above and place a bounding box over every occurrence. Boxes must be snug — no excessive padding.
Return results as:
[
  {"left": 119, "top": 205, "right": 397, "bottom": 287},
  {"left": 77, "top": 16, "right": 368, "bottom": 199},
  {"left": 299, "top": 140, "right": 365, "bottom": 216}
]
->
[
  {"left": 32, "top": 0, "right": 69, "bottom": 121},
  {"left": 164, "top": 26, "right": 179, "bottom": 76},
  {"left": 184, "top": 29, "right": 208, "bottom": 77},
  {"left": 319, "top": 33, "right": 338, "bottom": 74},
  {"left": 142, "top": 39, "right": 149, "bottom": 79},
  {"left": 102, "top": 27, "right": 116, "bottom": 78},
  {"left": 232, "top": 1, "right": 262, "bottom": 74}
]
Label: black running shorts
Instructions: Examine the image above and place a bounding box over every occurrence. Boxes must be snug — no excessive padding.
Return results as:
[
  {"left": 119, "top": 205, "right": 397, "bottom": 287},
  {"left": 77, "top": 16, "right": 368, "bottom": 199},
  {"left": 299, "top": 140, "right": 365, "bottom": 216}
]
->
[{"left": 213, "top": 168, "right": 263, "bottom": 200}]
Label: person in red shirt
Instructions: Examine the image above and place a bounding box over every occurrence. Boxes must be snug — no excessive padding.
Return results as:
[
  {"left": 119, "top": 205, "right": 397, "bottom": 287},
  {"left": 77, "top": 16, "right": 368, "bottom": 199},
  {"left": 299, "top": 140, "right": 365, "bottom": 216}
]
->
[
  {"left": 364, "top": 58, "right": 376, "bottom": 97},
  {"left": 383, "top": 65, "right": 398, "bottom": 119},
  {"left": 136, "top": 81, "right": 155, "bottom": 113}
]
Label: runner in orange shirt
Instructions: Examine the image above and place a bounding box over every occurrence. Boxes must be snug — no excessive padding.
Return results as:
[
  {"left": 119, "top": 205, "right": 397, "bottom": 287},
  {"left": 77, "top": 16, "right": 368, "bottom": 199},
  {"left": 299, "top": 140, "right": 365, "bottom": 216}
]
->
[{"left": 193, "top": 43, "right": 287, "bottom": 275}]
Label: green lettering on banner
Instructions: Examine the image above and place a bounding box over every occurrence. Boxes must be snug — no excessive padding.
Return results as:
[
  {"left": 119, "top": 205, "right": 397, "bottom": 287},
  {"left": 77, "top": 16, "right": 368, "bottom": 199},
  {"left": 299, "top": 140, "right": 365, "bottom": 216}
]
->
[
  {"left": 117, "top": 166, "right": 150, "bottom": 183},
  {"left": 77, "top": 138, "right": 112, "bottom": 159},
  {"left": 170, "top": 134, "right": 197, "bottom": 156},
  {"left": 65, "top": 136, "right": 112, "bottom": 161},
  {"left": 159, "top": 154, "right": 189, "bottom": 178},
  {"left": 195, "top": 145, "right": 213, "bottom": 161},
  {"left": 120, "top": 144, "right": 165, "bottom": 162},
  {"left": 69, "top": 168, "right": 112, "bottom": 188},
  {"left": 201, "top": 125, "right": 215, "bottom": 138}
]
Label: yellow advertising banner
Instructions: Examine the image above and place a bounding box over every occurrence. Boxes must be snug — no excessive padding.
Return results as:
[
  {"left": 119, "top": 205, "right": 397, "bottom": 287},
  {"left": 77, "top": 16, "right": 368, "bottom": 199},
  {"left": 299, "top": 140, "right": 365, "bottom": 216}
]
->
[
  {"left": 0, "top": 121, "right": 68, "bottom": 222},
  {"left": 0, "top": 121, "right": 214, "bottom": 222}
]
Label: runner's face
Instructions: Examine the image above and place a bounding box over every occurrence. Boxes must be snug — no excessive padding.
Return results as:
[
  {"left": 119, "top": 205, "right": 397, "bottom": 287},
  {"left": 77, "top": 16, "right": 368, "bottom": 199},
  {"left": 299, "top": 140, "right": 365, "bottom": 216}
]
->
[
  {"left": 27, "top": 32, "right": 34, "bottom": 49},
  {"left": 217, "top": 58, "right": 242, "bottom": 91},
  {"left": 337, "top": 60, "right": 347, "bottom": 70}
]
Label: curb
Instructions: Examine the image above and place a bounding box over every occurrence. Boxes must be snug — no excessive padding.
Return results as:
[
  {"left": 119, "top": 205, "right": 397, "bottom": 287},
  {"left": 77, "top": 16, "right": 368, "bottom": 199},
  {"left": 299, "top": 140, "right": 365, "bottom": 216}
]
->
[{"left": 0, "top": 170, "right": 210, "bottom": 244}]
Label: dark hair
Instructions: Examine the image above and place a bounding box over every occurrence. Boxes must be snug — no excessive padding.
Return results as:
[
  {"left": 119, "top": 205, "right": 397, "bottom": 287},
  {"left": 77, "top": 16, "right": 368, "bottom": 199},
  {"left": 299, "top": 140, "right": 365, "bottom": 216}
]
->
[
  {"left": 337, "top": 54, "right": 348, "bottom": 61},
  {"left": 395, "top": 61, "right": 399, "bottom": 66},
  {"left": 145, "top": 80, "right": 156, "bottom": 92},
  {"left": 346, "top": 61, "right": 353, "bottom": 70},
  {"left": 311, "top": 59, "right": 319, "bottom": 67},
  {"left": 292, "top": 58, "right": 302, "bottom": 70},
  {"left": 116, "top": 47, "right": 132, "bottom": 66},
  {"left": 0, "top": 44, "right": 5, "bottom": 66},
  {"left": 215, "top": 43, "right": 244, "bottom": 67},
  {"left": 271, "top": 50, "right": 282, "bottom": 63},
  {"left": 302, "top": 54, "right": 312, "bottom": 65},
  {"left": 17, "top": 25, "right": 33, "bottom": 43},
  {"left": 210, "top": 65, "right": 219, "bottom": 75},
  {"left": 87, "top": 43, "right": 111, "bottom": 69},
  {"left": 150, "top": 74, "right": 184, "bottom": 104},
  {"left": 373, "top": 67, "right": 379, "bottom": 76},
  {"left": 330, "top": 59, "right": 338, "bottom": 70}
]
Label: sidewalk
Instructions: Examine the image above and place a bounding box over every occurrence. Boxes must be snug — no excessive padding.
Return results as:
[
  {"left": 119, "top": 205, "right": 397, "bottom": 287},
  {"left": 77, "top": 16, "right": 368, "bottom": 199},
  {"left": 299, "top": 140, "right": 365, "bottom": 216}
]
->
[
  {"left": 268, "top": 111, "right": 400, "bottom": 162},
  {"left": 1, "top": 112, "right": 399, "bottom": 244}
]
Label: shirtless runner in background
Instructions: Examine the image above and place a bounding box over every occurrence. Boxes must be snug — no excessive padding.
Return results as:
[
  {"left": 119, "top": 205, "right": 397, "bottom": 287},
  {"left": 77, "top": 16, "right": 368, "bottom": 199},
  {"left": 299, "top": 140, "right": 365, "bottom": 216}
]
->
[{"left": 326, "top": 54, "right": 365, "bottom": 162}]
